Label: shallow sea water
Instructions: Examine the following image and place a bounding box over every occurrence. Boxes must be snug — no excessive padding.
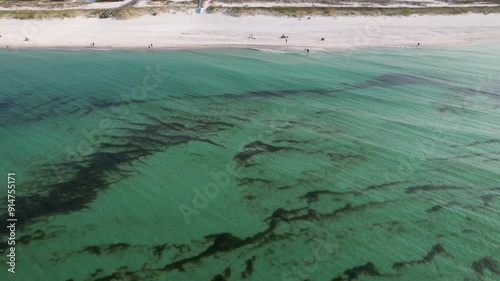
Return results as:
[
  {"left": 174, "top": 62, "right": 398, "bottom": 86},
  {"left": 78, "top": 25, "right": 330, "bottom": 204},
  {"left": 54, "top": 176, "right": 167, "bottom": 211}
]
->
[{"left": 0, "top": 44, "right": 499, "bottom": 281}]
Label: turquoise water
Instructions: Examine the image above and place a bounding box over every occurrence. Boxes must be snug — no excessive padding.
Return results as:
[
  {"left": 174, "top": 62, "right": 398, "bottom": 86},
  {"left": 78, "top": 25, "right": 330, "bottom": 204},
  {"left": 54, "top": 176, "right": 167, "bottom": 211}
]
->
[{"left": 0, "top": 45, "right": 499, "bottom": 281}]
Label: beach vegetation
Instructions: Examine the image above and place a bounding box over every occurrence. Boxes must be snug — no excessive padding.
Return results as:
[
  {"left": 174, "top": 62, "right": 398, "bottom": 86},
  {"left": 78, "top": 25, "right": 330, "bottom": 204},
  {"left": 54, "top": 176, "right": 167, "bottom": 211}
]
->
[{"left": 206, "top": 5, "right": 500, "bottom": 17}]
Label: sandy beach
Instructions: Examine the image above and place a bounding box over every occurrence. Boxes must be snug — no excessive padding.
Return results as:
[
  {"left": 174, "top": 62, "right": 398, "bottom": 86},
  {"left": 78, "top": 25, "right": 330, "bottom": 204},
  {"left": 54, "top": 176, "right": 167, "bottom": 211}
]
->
[{"left": 1, "top": 13, "right": 500, "bottom": 50}]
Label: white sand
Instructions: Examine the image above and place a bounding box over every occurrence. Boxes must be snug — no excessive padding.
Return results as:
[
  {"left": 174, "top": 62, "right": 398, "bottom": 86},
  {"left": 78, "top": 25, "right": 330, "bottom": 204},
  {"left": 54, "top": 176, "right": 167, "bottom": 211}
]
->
[{"left": 1, "top": 13, "right": 500, "bottom": 50}]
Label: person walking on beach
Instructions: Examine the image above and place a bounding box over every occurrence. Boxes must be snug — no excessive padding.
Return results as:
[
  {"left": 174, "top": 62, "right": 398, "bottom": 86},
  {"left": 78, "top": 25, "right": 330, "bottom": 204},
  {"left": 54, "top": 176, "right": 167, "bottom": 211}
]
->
[{"left": 417, "top": 42, "right": 420, "bottom": 47}]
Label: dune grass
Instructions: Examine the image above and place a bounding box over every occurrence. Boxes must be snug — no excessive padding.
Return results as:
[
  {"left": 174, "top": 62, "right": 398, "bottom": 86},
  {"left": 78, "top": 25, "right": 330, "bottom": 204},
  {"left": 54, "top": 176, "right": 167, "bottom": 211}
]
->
[
  {"left": 110, "top": 6, "right": 194, "bottom": 19},
  {"left": 206, "top": 5, "right": 500, "bottom": 17},
  {"left": 0, "top": 9, "right": 104, "bottom": 19},
  {"left": 0, "top": 0, "right": 77, "bottom": 8},
  {"left": 0, "top": 4, "right": 499, "bottom": 19}
]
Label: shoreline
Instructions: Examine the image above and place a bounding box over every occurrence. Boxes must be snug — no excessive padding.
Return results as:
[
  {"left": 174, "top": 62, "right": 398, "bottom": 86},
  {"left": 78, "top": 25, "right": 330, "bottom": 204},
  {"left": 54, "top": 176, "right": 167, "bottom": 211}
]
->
[
  {"left": 5, "top": 38, "right": 500, "bottom": 52},
  {"left": 1, "top": 13, "right": 500, "bottom": 51}
]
